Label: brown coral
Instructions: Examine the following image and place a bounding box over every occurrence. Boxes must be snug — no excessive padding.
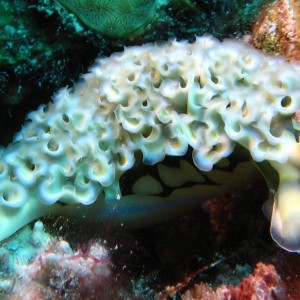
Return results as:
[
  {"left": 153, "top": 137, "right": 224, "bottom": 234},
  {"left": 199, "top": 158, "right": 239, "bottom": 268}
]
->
[{"left": 251, "top": 0, "right": 300, "bottom": 62}]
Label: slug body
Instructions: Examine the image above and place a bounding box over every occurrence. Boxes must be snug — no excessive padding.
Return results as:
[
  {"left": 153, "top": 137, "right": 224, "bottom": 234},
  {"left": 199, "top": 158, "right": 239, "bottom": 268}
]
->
[{"left": 0, "top": 36, "right": 300, "bottom": 251}]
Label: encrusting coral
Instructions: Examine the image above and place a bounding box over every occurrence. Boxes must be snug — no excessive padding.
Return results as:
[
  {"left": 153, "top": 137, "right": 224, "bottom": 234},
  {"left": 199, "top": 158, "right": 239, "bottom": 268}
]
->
[
  {"left": 7, "top": 239, "right": 129, "bottom": 299},
  {"left": 182, "top": 262, "right": 288, "bottom": 300},
  {"left": 0, "top": 221, "right": 52, "bottom": 294},
  {"left": 0, "top": 36, "right": 300, "bottom": 252}
]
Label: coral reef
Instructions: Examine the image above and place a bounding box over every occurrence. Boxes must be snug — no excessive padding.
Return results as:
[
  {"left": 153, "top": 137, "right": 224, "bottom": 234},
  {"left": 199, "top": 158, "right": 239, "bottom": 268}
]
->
[
  {"left": 0, "top": 221, "right": 52, "bottom": 294},
  {"left": 7, "top": 239, "right": 133, "bottom": 299},
  {"left": 251, "top": 0, "right": 300, "bottom": 62},
  {"left": 0, "top": 0, "right": 101, "bottom": 146},
  {"left": 180, "top": 252, "right": 300, "bottom": 300},
  {"left": 182, "top": 262, "right": 288, "bottom": 300},
  {"left": 0, "top": 219, "right": 140, "bottom": 299},
  {"left": 1, "top": 1, "right": 300, "bottom": 299}
]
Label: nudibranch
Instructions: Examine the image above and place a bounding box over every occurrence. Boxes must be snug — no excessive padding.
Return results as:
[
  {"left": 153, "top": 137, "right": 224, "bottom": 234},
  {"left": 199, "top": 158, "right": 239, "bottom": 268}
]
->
[{"left": 0, "top": 36, "right": 300, "bottom": 251}]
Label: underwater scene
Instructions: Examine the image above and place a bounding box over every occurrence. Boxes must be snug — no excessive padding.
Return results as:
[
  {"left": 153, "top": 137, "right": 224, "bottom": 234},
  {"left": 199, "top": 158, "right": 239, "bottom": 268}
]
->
[{"left": 0, "top": 0, "right": 300, "bottom": 299}]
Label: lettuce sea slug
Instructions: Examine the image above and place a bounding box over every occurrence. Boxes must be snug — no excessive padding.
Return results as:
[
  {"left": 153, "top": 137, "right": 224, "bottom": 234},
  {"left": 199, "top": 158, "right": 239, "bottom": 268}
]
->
[{"left": 0, "top": 36, "right": 300, "bottom": 251}]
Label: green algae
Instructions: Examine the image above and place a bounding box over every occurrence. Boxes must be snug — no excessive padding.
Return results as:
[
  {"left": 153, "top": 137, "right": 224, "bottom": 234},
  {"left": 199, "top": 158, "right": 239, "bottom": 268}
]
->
[{"left": 55, "top": 0, "right": 168, "bottom": 38}]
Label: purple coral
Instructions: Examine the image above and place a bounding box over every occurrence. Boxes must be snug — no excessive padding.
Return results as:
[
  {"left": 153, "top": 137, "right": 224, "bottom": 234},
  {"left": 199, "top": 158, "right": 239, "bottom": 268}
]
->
[{"left": 8, "top": 239, "right": 130, "bottom": 300}]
